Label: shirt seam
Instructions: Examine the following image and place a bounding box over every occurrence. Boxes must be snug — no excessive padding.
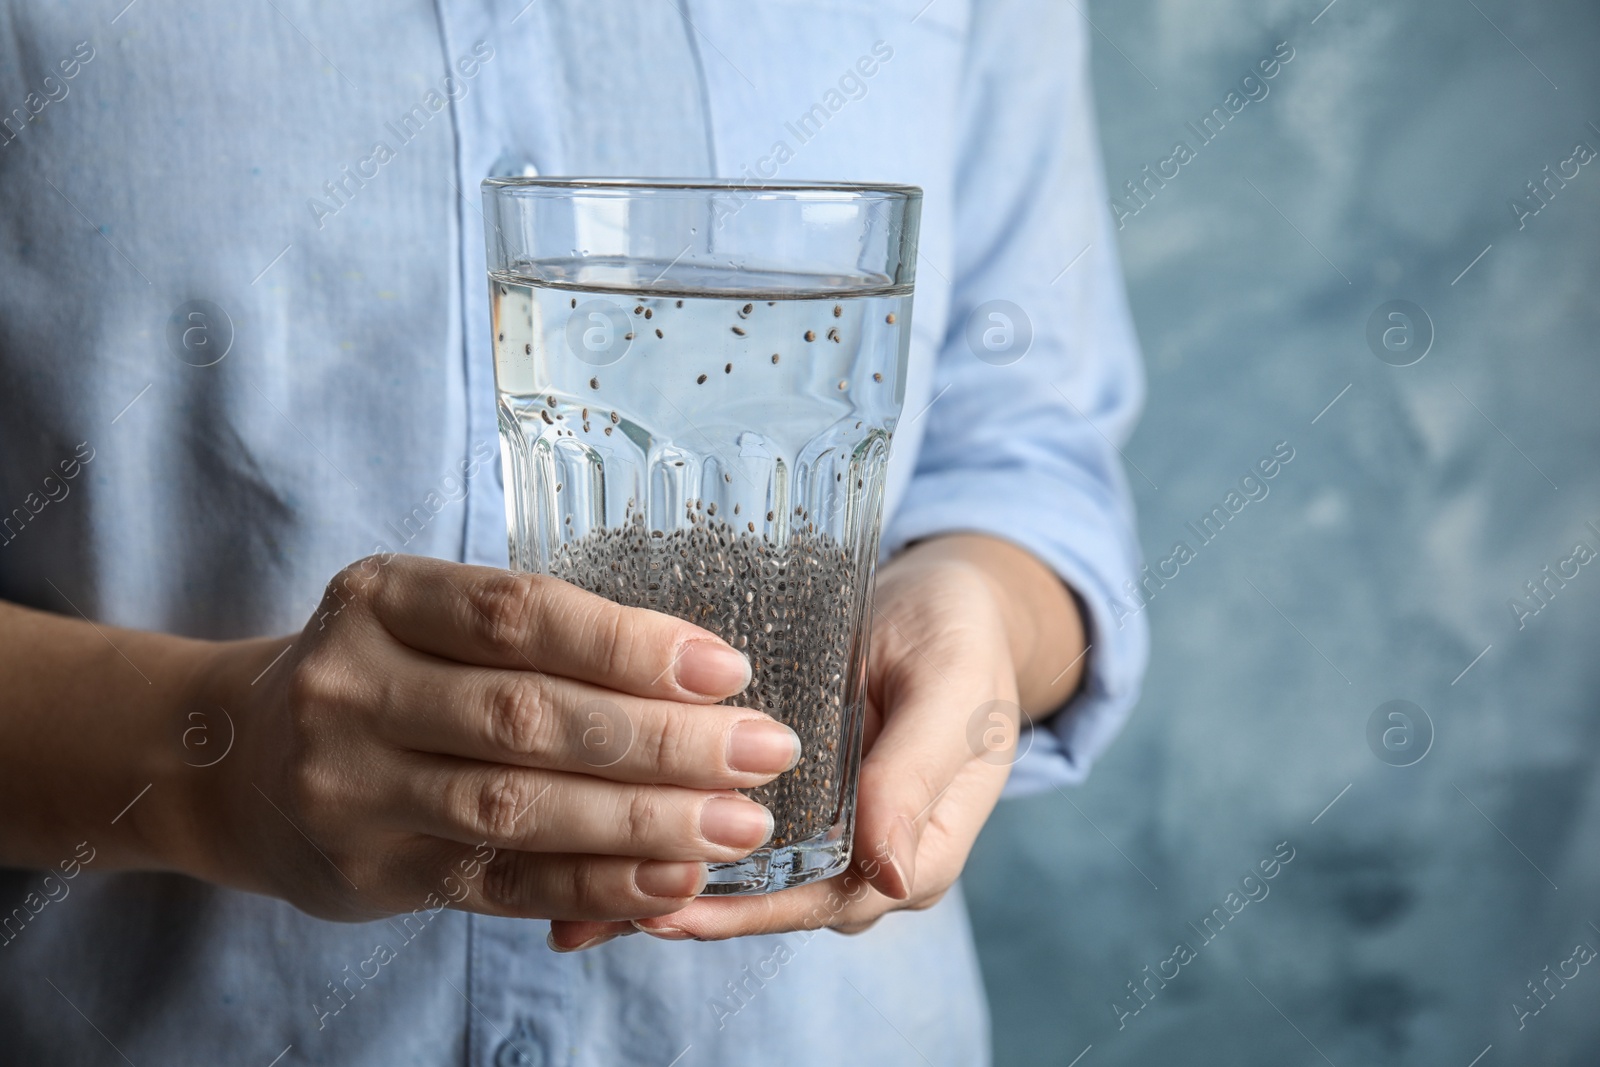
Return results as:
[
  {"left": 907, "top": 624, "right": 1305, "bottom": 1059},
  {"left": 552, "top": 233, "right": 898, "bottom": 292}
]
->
[
  {"left": 431, "top": 0, "right": 474, "bottom": 569},
  {"left": 675, "top": 0, "right": 721, "bottom": 174}
]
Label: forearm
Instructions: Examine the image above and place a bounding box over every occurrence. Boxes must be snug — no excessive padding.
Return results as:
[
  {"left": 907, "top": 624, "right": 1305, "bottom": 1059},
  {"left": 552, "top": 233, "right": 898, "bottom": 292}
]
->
[
  {"left": 897, "top": 533, "right": 1087, "bottom": 720},
  {"left": 0, "top": 599, "right": 218, "bottom": 873}
]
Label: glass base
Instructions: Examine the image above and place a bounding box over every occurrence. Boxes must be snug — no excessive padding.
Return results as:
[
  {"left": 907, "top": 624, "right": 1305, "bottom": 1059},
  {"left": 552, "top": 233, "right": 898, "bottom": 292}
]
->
[{"left": 701, "top": 827, "right": 853, "bottom": 895}]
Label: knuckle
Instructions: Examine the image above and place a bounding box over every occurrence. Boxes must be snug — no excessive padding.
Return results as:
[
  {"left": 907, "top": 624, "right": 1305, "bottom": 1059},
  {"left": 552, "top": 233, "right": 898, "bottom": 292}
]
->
[
  {"left": 284, "top": 656, "right": 326, "bottom": 713},
  {"left": 479, "top": 852, "right": 526, "bottom": 911},
  {"left": 323, "top": 556, "right": 384, "bottom": 616},
  {"left": 485, "top": 676, "right": 548, "bottom": 757},
  {"left": 909, "top": 766, "right": 945, "bottom": 811},
  {"left": 285, "top": 763, "right": 319, "bottom": 815},
  {"left": 637, "top": 706, "right": 689, "bottom": 775},
  {"left": 284, "top": 652, "right": 348, "bottom": 732},
  {"left": 286, "top": 632, "right": 339, "bottom": 686},
  {"left": 620, "top": 790, "right": 662, "bottom": 849},
  {"left": 589, "top": 603, "right": 632, "bottom": 681},
  {"left": 909, "top": 888, "right": 950, "bottom": 912},
  {"left": 472, "top": 572, "right": 547, "bottom": 659},
  {"left": 566, "top": 858, "right": 605, "bottom": 909},
  {"left": 454, "top": 768, "right": 535, "bottom": 843},
  {"left": 285, "top": 761, "right": 339, "bottom": 830}
]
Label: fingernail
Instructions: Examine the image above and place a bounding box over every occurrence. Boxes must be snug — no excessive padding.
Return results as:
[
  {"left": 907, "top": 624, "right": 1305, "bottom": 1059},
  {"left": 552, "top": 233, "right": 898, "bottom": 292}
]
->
[
  {"left": 631, "top": 920, "right": 696, "bottom": 941},
  {"left": 676, "top": 640, "right": 751, "bottom": 697},
  {"left": 727, "top": 719, "right": 802, "bottom": 775},
  {"left": 635, "top": 859, "right": 706, "bottom": 899},
  {"left": 883, "top": 815, "right": 919, "bottom": 901},
  {"left": 700, "top": 795, "right": 774, "bottom": 851},
  {"left": 547, "top": 930, "right": 619, "bottom": 953}
]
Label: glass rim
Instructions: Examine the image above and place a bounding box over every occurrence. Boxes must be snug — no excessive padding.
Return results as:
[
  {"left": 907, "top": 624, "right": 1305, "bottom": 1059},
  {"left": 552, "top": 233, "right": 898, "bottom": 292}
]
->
[{"left": 481, "top": 176, "right": 922, "bottom": 200}]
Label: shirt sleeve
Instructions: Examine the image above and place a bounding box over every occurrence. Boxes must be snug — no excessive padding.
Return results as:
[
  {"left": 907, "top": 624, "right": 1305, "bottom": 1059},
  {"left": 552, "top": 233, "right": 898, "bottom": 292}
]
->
[{"left": 880, "top": 0, "right": 1149, "bottom": 795}]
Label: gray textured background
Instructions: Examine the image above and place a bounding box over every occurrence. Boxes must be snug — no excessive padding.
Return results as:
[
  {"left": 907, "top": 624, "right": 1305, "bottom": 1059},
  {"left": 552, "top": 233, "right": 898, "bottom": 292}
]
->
[{"left": 965, "top": 1, "right": 1600, "bottom": 1064}]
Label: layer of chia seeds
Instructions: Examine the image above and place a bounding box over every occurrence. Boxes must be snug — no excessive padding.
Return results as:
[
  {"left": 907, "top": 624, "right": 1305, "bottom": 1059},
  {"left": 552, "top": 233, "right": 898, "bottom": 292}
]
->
[{"left": 549, "top": 514, "right": 861, "bottom": 847}]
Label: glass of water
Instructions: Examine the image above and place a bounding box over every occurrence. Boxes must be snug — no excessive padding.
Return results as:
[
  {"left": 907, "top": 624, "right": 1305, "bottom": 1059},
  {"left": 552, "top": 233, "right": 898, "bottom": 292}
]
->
[{"left": 482, "top": 178, "right": 920, "bottom": 894}]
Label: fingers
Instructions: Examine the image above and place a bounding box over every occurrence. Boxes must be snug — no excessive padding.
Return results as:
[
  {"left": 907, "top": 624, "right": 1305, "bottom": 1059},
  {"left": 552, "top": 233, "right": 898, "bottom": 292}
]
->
[
  {"left": 546, "top": 917, "right": 636, "bottom": 950},
  {"left": 387, "top": 754, "right": 777, "bottom": 862},
  {"left": 473, "top": 851, "right": 708, "bottom": 922},
  {"left": 850, "top": 672, "right": 1011, "bottom": 900},
  {"left": 370, "top": 647, "right": 800, "bottom": 789},
  {"left": 349, "top": 555, "right": 752, "bottom": 701},
  {"left": 621, "top": 766, "right": 996, "bottom": 943},
  {"left": 388, "top": 840, "right": 707, "bottom": 926},
  {"left": 629, "top": 864, "right": 885, "bottom": 941}
]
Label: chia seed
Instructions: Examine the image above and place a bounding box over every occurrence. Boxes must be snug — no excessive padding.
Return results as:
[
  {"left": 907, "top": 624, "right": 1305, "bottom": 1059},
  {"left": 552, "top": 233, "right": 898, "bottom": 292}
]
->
[{"left": 550, "top": 517, "right": 862, "bottom": 847}]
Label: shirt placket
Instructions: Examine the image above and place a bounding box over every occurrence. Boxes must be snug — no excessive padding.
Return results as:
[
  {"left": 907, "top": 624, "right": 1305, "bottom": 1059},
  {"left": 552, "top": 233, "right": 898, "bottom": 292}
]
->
[{"left": 433, "top": 0, "right": 576, "bottom": 1063}]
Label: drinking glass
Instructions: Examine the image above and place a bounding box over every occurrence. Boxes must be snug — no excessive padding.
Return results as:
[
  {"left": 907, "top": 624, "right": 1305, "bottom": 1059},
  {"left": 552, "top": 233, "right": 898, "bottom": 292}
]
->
[{"left": 482, "top": 178, "right": 920, "bottom": 894}]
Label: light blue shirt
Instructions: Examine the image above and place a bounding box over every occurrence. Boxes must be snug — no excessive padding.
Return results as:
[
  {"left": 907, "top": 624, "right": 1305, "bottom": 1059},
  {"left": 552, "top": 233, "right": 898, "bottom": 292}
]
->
[{"left": 0, "top": 1, "right": 1146, "bottom": 1063}]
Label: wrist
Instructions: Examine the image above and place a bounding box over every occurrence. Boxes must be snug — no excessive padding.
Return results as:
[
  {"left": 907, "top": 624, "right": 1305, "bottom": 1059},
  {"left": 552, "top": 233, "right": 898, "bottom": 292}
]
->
[
  {"left": 891, "top": 534, "right": 1031, "bottom": 660},
  {"left": 157, "top": 635, "right": 287, "bottom": 890},
  {"left": 113, "top": 634, "right": 227, "bottom": 879},
  {"left": 0, "top": 603, "right": 275, "bottom": 879},
  {"left": 892, "top": 532, "right": 1087, "bottom": 716}
]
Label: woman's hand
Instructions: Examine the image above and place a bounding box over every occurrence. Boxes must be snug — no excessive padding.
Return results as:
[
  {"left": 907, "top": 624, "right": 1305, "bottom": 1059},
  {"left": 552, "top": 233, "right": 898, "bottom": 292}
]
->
[
  {"left": 183, "top": 554, "right": 802, "bottom": 924},
  {"left": 548, "top": 533, "right": 1087, "bottom": 949}
]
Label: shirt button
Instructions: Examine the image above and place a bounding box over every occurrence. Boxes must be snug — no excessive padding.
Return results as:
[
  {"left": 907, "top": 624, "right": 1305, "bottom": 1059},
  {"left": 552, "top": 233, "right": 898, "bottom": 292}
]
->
[
  {"left": 489, "top": 152, "right": 540, "bottom": 179},
  {"left": 493, "top": 1021, "right": 545, "bottom": 1067}
]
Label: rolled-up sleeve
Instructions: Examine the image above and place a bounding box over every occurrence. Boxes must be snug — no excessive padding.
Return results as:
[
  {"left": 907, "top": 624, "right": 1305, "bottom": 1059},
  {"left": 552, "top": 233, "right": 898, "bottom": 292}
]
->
[{"left": 881, "top": 0, "right": 1149, "bottom": 795}]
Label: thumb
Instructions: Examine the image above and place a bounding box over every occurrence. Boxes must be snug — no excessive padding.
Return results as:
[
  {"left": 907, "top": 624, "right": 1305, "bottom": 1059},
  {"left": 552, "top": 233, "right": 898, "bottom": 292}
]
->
[
  {"left": 850, "top": 685, "right": 1017, "bottom": 900},
  {"left": 859, "top": 812, "right": 922, "bottom": 901}
]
